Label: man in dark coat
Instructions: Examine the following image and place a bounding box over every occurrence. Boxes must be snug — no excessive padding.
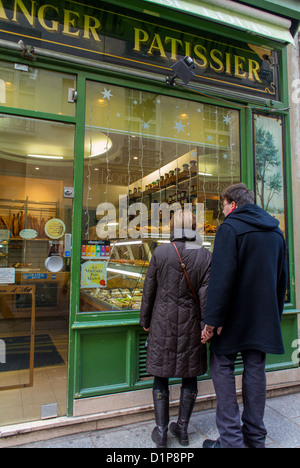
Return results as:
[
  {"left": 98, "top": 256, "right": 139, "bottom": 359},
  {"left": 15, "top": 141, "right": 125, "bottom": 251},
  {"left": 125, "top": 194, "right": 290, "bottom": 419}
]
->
[
  {"left": 140, "top": 210, "right": 211, "bottom": 448},
  {"left": 201, "top": 183, "right": 287, "bottom": 449}
]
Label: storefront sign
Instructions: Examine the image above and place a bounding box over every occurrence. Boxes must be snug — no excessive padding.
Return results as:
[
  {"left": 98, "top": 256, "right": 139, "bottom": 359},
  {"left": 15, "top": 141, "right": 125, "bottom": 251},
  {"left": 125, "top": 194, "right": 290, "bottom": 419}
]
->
[
  {"left": 0, "top": 0, "right": 279, "bottom": 98},
  {"left": 81, "top": 261, "right": 107, "bottom": 288}
]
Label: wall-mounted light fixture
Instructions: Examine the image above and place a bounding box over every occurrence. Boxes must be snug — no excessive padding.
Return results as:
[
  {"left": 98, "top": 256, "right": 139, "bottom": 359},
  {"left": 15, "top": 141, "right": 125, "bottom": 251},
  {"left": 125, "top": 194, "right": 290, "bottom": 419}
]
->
[{"left": 166, "top": 56, "right": 196, "bottom": 87}]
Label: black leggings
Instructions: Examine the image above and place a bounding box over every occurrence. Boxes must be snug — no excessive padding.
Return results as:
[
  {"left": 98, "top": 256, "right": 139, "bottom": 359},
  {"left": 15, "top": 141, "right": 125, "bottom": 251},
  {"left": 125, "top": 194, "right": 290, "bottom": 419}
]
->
[{"left": 153, "top": 376, "right": 197, "bottom": 393}]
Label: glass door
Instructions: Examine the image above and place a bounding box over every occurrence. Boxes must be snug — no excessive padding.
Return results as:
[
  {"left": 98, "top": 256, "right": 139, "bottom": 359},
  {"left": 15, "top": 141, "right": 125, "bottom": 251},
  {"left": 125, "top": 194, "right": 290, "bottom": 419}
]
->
[{"left": 0, "top": 114, "right": 75, "bottom": 425}]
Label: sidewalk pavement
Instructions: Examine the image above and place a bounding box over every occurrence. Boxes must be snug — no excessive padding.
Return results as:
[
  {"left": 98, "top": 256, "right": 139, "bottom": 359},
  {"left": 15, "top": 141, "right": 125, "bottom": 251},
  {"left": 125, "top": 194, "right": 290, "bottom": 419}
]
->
[{"left": 16, "top": 392, "right": 300, "bottom": 449}]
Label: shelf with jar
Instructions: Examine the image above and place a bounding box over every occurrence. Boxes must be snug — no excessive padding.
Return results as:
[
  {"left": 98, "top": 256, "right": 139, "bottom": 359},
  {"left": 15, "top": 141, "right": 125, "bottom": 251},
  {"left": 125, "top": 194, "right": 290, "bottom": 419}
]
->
[{"left": 129, "top": 160, "right": 198, "bottom": 206}]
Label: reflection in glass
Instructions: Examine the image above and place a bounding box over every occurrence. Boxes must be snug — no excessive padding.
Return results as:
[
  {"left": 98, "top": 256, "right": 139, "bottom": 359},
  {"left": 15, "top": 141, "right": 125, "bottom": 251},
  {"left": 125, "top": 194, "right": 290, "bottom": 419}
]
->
[
  {"left": 80, "top": 81, "right": 240, "bottom": 313},
  {"left": 0, "top": 61, "right": 76, "bottom": 116},
  {"left": 254, "top": 114, "right": 286, "bottom": 236}
]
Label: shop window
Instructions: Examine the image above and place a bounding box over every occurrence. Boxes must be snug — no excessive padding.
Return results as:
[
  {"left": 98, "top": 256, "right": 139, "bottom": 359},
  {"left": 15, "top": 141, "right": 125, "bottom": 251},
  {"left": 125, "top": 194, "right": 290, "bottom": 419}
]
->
[
  {"left": 0, "top": 61, "right": 76, "bottom": 116},
  {"left": 80, "top": 81, "right": 240, "bottom": 313},
  {"left": 253, "top": 113, "right": 290, "bottom": 301}
]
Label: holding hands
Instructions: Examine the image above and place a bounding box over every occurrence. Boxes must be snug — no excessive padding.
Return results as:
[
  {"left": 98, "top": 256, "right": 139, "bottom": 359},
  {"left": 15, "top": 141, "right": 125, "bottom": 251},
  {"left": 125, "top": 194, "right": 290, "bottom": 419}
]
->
[{"left": 201, "top": 325, "right": 223, "bottom": 344}]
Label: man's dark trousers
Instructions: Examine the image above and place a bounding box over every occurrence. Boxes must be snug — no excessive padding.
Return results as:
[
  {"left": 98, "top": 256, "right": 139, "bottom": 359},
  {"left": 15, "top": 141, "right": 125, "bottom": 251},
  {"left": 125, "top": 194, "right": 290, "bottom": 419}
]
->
[{"left": 210, "top": 350, "right": 267, "bottom": 448}]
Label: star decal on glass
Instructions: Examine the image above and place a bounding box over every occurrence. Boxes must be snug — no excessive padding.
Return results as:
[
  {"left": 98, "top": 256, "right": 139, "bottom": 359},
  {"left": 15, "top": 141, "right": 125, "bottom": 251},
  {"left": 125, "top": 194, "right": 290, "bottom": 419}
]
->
[
  {"left": 101, "top": 88, "right": 113, "bottom": 100},
  {"left": 206, "top": 135, "right": 213, "bottom": 142},
  {"left": 174, "top": 120, "right": 186, "bottom": 134},
  {"left": 223, "top": 114, "right": 231, "bottom": 125},
  {"left": 223, "top": 154, "right": 228, "bottom": 159},
  {"left": 142, "top": 122, "right": 150, "bottom": 129}
]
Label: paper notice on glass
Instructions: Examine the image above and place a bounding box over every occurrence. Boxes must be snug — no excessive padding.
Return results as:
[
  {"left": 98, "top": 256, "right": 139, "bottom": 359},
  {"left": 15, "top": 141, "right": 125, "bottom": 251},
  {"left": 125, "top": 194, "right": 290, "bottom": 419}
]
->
[
  {"left": 0, "top": 268, "right": 15, "bottom": 284},
  {"left": 81, "top": 261, "right": 107, "bottom": 289}
]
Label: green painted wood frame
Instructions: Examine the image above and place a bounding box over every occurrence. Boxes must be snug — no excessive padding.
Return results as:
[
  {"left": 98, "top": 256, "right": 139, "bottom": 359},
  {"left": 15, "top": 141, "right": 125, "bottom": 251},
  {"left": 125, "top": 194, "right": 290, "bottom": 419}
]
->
[{"left": 0, "top": 5, "right": 298, "bottom": 419}]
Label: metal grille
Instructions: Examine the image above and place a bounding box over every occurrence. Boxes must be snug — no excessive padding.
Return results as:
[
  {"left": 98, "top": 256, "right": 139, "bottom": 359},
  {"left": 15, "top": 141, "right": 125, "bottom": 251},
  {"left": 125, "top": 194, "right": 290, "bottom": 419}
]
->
[
  {"left": 138, "top": 333, "right": 151, "bottom": 380},
  {"left": 138, "top": 336, "right": 244, "bottom": 381}
]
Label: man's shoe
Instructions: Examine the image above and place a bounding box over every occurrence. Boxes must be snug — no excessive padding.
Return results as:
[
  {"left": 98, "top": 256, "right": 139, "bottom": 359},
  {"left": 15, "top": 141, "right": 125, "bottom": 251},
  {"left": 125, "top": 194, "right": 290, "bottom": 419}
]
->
[{"left": 202, "top": 439, "right": 221, "bottom": 448}]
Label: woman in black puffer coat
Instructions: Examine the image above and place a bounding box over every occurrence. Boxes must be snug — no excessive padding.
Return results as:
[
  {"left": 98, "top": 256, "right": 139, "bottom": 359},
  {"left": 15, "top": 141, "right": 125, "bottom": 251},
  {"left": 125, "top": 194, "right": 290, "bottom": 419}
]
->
[{"left": 140, "top": 209, "right": 211, "bottom": 448}]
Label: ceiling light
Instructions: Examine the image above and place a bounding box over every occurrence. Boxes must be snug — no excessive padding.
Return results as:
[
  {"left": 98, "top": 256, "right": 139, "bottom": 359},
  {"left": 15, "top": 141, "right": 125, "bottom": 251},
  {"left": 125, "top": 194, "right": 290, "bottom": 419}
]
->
[
  {"left": 28, "top": 154, "right": 64, "bottom": 160},
  {"left": 115, "top": 240, "right": 143, "bottom": 246},
  {"left": 106, "top": 267, "right": 142, "bottom": 278},
  {"left": 198, "top": 172, "right": 213, "bottom": 177},
  {"left": 89, "top": 138, "right": 112, "bottom": 158}
]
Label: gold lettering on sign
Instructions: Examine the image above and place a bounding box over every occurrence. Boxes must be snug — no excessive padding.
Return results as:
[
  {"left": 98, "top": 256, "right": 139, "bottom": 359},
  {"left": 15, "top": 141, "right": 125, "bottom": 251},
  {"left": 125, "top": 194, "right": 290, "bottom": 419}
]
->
[
  {"left": 0, "top": 2, "right": 269, "bottom": 90},
  {"left": 248, "top": 59, "right": 262, "bottom": 83},
  {"left": 63, "top": 9, "right": 80, "bottom": 37},
  {"left": 12, "top": 0, "right": 36, "bottom": 27},
  {"left": 234, "top": 55, "right": 247, "bottom": 79},
  {"left": 147, "top": 33, "right": 167, "bottom": 58},
  {"left": 210, "top": 49, "right": 224, "bottom": 73},
  {"left": 37, "top": 4, "right": 59, "bottom": 32},
  {"left": 83, "top": 15, "right": 101, "bottom": 42},
  {"left": 0, "top": 0, "right": 9, "bottom": 20},
  {"left": 165, "top": 36, "right": 183, "bottom": 60},
  {"left": 193, "top": 45, "right": 208, "bottom": 68},
  {"left": 134, "top": 28, "right": 150, "bottom": 52}
]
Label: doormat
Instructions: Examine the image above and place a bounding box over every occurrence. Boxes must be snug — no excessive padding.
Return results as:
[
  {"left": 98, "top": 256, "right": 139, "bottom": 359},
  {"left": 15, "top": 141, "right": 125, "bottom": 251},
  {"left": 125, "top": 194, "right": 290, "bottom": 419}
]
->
[{"left": 0, "top": 334, "right": 65, "bottom": 372}]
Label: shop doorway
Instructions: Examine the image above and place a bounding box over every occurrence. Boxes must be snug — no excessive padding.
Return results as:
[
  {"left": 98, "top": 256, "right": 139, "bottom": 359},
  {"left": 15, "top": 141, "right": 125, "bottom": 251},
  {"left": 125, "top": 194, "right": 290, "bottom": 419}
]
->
[{"left": 0, "top": 114, "right": 75, "bottom": 425}]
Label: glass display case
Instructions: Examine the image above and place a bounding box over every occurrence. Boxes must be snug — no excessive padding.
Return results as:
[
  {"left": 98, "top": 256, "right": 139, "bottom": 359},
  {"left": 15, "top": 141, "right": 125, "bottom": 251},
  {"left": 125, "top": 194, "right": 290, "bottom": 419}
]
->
[
  {"left": 80, "top": 238, "right": 156, "bottom": 312},
  {"left": 79, "top": 235, "right": 215, "bottom": 313}
]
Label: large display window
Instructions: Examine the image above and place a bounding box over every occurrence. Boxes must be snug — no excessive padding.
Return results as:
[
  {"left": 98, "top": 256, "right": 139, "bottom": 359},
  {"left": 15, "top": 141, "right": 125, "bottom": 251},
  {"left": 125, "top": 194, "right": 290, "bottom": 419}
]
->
[{"left": 80, "top": 81, "right": 240, "bottom": 313}]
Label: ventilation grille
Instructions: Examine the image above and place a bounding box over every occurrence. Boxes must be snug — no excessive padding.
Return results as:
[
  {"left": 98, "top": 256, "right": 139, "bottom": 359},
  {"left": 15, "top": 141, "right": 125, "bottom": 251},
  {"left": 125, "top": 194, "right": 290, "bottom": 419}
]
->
[
  {"left": 138, "top": 333, "right": 151, "bottom": 380},
  {"left": 137, "top": 336, "right": 244, "bottom": 381}
]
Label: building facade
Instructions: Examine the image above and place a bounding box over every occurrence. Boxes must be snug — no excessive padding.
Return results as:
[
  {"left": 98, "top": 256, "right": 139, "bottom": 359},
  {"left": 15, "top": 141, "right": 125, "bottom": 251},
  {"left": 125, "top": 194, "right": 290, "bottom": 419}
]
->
[{"left": 0, "top": 0, "right": 299, "bottom": 436}]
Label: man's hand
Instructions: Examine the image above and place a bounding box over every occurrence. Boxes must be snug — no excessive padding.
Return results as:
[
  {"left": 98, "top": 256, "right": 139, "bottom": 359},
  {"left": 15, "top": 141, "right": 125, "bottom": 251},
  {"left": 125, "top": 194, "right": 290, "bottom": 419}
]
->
[{"left": 201, "top": 325, "right": 223, "bottom": 344}]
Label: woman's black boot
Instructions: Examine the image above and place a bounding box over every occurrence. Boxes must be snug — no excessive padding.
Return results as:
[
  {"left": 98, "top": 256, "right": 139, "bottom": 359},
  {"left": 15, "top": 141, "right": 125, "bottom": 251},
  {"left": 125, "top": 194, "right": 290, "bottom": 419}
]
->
[
  {"left": 169, "top": 388, "right": 197, "bottom": 446},
  {"left": 151, "top": 389, "right": 169, "bottom": 448}
]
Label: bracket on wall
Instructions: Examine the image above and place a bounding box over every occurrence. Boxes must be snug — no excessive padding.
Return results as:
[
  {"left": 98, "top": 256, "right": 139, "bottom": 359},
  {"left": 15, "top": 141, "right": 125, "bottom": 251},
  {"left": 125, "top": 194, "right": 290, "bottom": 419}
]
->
[{"left": 18, "top": 40, "right": 36, "bottom": 61}]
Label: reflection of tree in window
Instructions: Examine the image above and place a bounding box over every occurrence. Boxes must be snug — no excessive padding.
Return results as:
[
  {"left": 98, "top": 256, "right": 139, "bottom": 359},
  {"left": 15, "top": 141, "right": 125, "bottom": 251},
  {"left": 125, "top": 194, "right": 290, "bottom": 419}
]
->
[{"left": 255, "top": 126, "right": 282, "bottom": 211}]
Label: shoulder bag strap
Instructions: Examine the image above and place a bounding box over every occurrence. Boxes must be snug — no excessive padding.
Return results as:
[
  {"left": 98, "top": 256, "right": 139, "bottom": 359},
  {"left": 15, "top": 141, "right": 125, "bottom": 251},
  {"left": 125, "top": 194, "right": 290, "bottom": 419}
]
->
[{"left": 172, "top": 242, "right": 200, "bottom": 308}]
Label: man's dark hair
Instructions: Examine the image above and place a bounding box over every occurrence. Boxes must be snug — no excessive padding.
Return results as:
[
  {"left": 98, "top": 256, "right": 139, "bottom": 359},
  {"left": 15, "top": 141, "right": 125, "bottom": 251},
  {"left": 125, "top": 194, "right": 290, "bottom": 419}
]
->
[{"left": 221, "top": 183, "right": 254, "bottom": 207}]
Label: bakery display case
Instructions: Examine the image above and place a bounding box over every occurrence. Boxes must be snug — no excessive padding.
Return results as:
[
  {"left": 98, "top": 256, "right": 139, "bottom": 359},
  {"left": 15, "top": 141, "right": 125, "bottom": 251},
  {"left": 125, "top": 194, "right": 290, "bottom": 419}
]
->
[
  {"left": 80, "top": 238, "right": 156, "bottom": 312},
  {"left": 79, "top": 233, "right": 215, "bottom": 313}
]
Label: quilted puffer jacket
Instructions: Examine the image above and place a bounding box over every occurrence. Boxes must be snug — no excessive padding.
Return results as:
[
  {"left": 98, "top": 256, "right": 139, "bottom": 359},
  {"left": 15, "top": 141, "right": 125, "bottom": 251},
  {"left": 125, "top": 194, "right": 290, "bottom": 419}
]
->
[{"left": 140, "top": 229, "right": 212, "bottom": 378}]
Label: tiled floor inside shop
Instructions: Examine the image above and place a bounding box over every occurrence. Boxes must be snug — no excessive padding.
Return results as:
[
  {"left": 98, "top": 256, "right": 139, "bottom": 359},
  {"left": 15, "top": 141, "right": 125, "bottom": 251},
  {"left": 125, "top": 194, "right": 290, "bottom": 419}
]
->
[{"left": 0, "top": 330, "right": 68, "bottom": 427}]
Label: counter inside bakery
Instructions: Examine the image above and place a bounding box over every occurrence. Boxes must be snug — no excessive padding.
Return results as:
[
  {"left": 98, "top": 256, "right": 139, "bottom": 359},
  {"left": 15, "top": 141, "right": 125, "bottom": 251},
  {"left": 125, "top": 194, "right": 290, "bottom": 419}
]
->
[{"left": 0, "top": 271, "right": 70, "bottom": 319}]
